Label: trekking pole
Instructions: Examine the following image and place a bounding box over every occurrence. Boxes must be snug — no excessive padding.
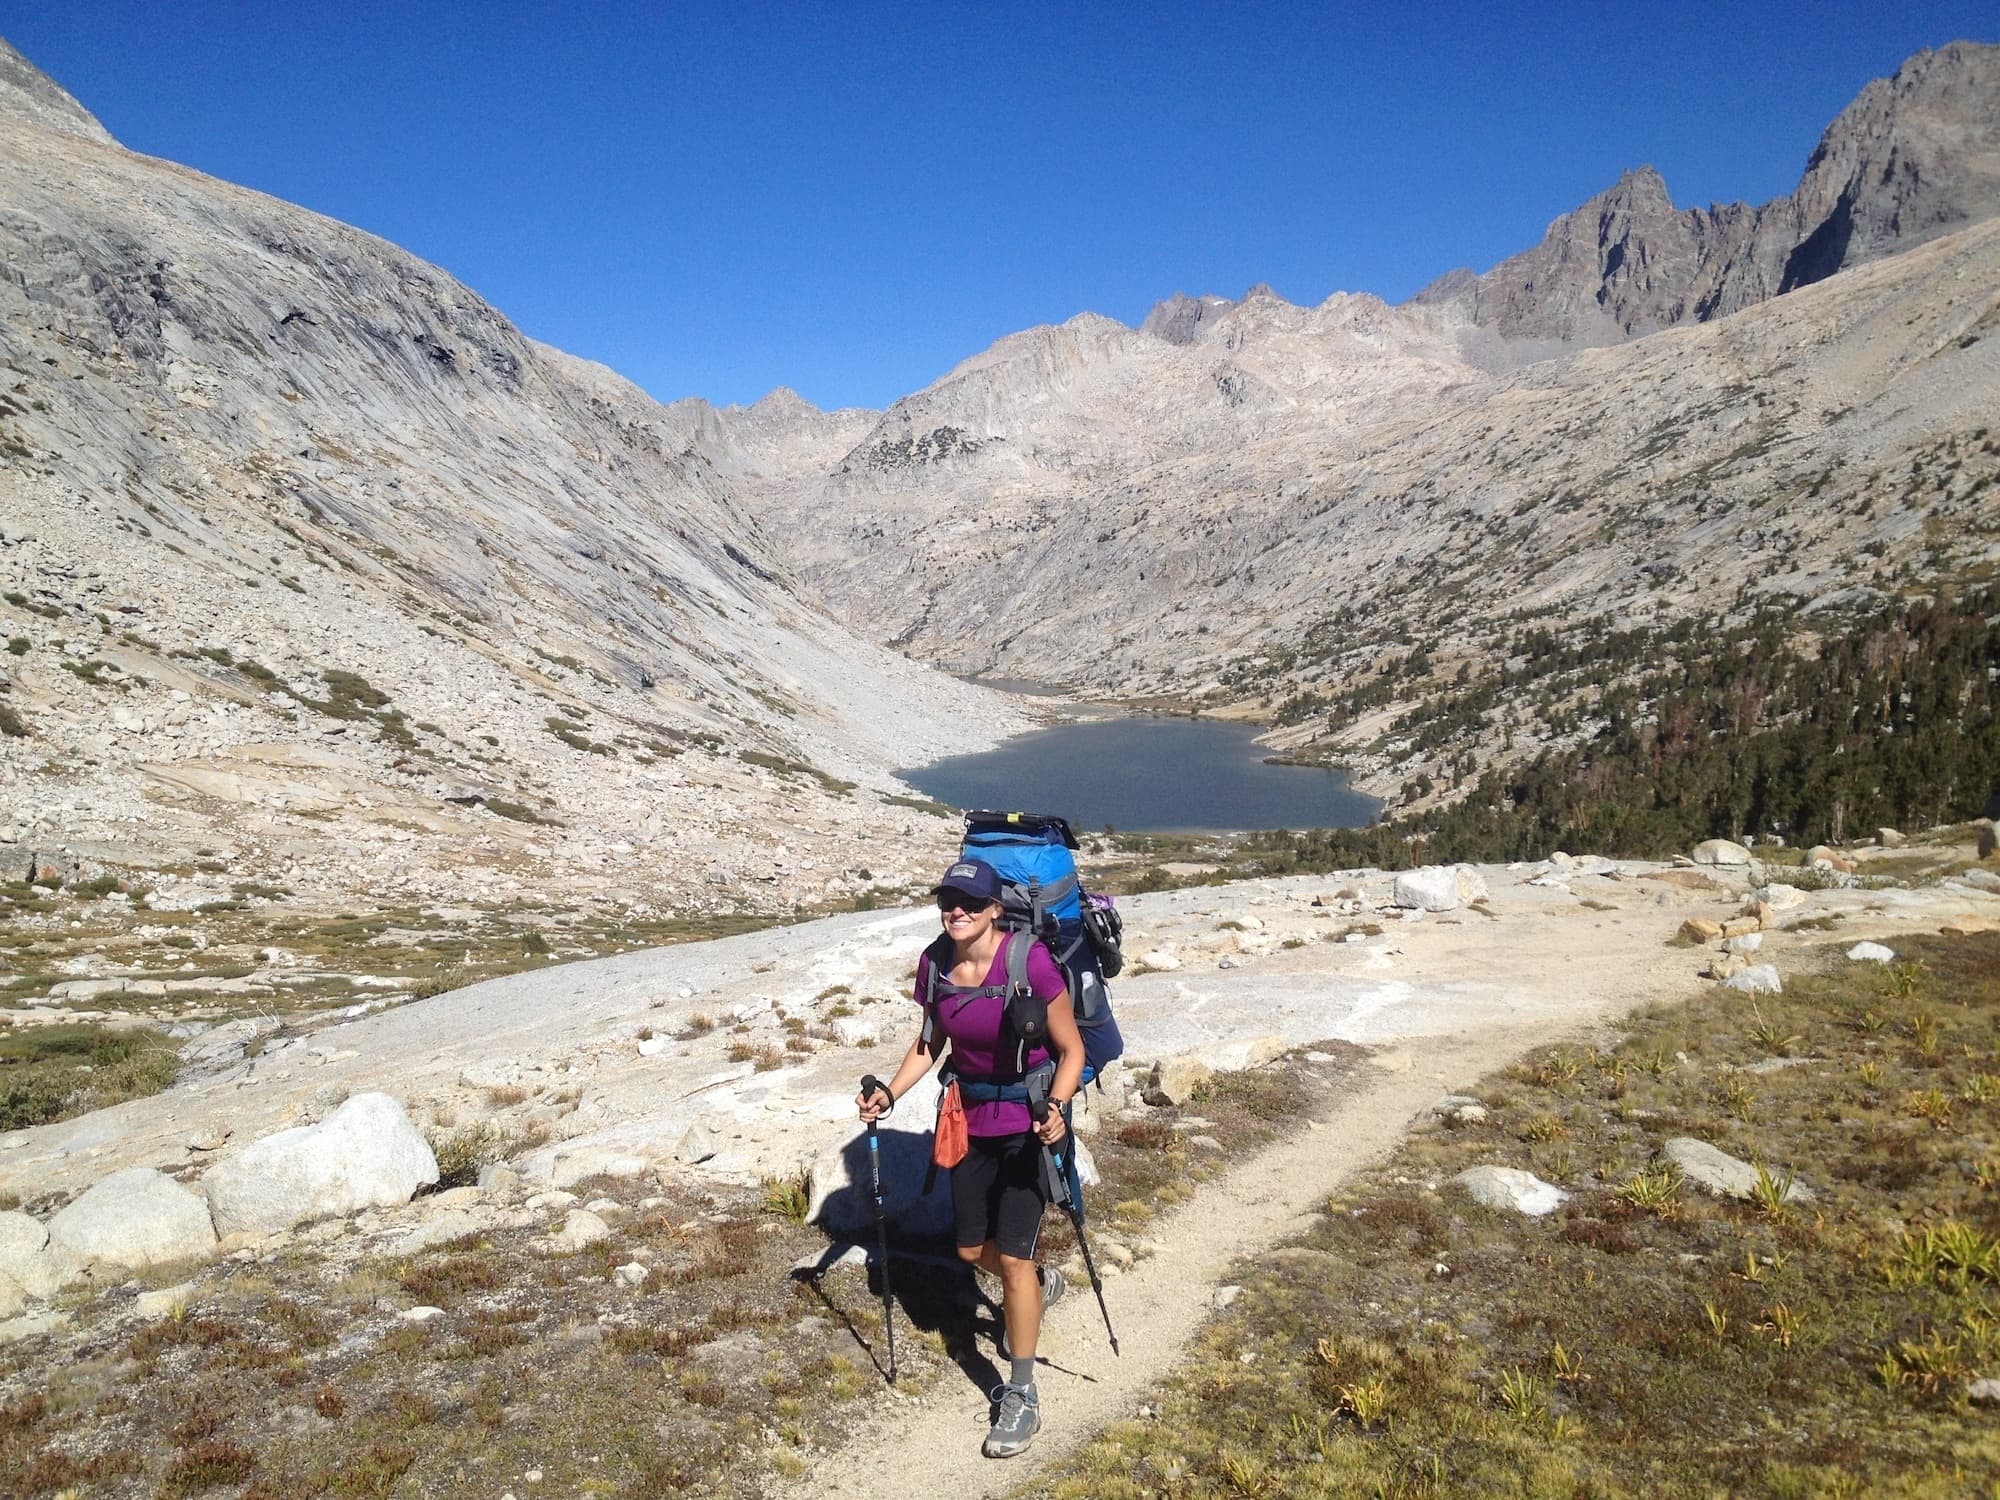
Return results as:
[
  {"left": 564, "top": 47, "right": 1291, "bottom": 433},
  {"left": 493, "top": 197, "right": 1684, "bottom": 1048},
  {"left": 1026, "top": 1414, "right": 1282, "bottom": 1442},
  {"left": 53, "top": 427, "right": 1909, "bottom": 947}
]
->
[
  {"left": 1032, "top": 1100, "right": 1120, "bottom": 1356},
  {"left": 859, "top": 1074, "right": 898, "bottom": 1382}
]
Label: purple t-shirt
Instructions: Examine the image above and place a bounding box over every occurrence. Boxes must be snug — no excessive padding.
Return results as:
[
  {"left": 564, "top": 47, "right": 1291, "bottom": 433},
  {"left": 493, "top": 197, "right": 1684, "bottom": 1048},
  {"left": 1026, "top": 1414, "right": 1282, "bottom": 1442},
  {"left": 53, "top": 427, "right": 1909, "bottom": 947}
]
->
[{"left": 914, "top": 937, "right": 1067, "bottom": 1137}]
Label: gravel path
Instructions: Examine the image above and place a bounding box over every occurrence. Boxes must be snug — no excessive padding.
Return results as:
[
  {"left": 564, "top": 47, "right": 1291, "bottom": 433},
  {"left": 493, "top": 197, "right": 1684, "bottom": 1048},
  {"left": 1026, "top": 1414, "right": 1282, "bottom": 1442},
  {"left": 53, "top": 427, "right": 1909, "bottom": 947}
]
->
[{"left": 772, "top": 1022, "right": 1611, "bottom": 1499}]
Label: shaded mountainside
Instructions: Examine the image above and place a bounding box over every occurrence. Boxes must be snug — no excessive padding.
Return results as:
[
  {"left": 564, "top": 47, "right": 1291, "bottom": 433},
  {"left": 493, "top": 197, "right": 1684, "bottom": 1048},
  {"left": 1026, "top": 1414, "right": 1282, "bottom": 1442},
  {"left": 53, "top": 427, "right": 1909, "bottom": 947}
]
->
[{"left": 0, "top": 41, "right": 1022, "bottom": 911}]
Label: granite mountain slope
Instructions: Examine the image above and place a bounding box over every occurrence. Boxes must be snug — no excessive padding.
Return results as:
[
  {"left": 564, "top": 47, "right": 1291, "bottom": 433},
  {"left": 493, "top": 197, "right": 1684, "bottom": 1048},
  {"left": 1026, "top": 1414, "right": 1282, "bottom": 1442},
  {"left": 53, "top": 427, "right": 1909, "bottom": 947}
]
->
[{"left": 0, "top": 40, "right": 1022, "bottom": 912}]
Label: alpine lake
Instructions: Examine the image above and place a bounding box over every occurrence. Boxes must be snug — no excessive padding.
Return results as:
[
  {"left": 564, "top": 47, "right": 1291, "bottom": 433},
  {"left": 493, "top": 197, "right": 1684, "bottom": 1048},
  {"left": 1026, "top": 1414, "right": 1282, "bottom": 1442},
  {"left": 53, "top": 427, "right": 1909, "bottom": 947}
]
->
[{"left": 898, "top": 713, "right": 1378, "bottom": 834}]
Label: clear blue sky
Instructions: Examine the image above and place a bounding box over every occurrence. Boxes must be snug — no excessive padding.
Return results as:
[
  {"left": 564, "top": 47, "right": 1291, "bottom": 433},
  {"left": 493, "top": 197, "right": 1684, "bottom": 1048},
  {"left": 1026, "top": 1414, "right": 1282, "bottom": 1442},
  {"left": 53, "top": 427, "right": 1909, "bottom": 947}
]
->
[{"left": 8, "top": 3, "right": 1995, "bottom": 411}]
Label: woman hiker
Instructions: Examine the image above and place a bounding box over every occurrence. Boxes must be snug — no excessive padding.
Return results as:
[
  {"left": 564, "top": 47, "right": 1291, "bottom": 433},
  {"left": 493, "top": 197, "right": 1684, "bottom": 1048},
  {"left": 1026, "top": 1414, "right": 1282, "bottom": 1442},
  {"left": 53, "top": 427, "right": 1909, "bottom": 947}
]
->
[{"left": 856, "top": 856, "right": 1085, "bottom": 1458}]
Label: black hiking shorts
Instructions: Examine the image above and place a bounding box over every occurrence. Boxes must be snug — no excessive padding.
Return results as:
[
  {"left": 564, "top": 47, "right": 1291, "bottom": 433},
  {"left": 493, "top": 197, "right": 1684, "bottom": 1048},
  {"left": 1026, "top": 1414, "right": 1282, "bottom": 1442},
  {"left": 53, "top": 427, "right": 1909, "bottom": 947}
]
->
[{"left": 952, "top": 1132, "right": 1049, "bottom": 1260}]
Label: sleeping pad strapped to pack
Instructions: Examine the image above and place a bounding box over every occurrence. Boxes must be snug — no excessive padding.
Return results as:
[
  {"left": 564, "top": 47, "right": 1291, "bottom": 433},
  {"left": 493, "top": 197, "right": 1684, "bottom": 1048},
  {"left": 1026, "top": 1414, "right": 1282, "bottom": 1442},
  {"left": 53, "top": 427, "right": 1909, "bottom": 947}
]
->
[{"left": 961, "top": 810, "right": 1124, "bottom": 1079}]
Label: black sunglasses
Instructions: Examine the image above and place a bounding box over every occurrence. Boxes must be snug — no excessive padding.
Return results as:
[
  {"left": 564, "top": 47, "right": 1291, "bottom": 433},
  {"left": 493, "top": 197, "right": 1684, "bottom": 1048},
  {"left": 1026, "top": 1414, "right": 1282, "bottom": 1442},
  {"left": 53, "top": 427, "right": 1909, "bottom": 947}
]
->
[{"left": 936, "top": 891, "right": 992, "bottom": 913}]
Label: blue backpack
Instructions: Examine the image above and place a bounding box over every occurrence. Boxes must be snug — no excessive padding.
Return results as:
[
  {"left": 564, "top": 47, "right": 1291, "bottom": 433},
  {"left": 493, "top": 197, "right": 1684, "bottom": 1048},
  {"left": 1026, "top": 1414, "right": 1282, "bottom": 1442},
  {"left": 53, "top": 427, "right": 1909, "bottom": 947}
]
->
[{"left": 959, "top": 810, "right": 1125, "bottom": 1079}]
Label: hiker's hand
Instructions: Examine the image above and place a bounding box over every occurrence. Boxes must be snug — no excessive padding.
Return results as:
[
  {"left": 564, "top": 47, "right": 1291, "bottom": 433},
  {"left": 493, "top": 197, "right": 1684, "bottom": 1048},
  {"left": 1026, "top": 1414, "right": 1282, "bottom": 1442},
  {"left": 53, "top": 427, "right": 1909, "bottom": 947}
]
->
[
  {"left": 857, "top": 1082, "right": 892, "bottom": 1121},
  {"left": 1035, "top": 1106, "right": 1067, "bottom": 1146}
]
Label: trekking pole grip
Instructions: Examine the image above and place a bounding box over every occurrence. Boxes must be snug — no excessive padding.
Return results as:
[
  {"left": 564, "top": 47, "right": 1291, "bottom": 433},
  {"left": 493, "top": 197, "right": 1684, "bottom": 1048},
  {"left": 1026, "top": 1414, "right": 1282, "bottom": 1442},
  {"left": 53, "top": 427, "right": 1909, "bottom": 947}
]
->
[{"left": 860, "top": 1074, "right": 891, "bottom": 1117}]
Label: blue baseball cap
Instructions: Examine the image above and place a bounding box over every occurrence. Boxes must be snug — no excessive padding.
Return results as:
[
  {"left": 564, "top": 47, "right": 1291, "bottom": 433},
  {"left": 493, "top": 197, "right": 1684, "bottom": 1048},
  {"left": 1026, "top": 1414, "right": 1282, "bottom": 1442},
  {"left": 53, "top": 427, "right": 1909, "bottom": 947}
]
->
[{"left": 931, "top": 859, "right": 1002, "bottom": 904}]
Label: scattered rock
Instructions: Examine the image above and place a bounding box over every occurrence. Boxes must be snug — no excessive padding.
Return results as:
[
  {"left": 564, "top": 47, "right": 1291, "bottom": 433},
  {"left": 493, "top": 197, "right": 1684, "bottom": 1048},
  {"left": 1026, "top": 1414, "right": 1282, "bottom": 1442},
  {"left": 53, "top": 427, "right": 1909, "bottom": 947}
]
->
[
  {"left": 133, "top": 1282, "right": 198, "bottom": 1319},
  {"left": 1678, "top": 918, "right": 1723, "bottom": 942},
  {"left": 1646, "top": 869, "right": 1726, "bottom": 893},
  {"left": 1719, "top": 916, "right": 1762, "bottom": 939},
  {"left": 553, "top": 1209, "right": 611, "bottom": 1252},
  {"left": 0, "top": 1311, "right": 69, "bottom": 1344},
  {"left": 1969, "top": 1378, "right": 2000, "bottom": 1407},
  {"left": 1691, "top": 839, "right": 1752, "bottom": 866},
  {"left": 1978, "top": 823, "right": 1997, "bottom": 861},
  {"left": 48, "top": 1167, "right": 218, "bottom": 1272},
  {"left": 1706, "top": 953, "right": 1748, "bottom": 981},
  {"left": 1751, "top": 883, "right": 1808, "bottom": 911},
  {"left": 478, "top": 1163, "right": 523, "bottom": 1197},
  {"left": 1391, "top": 864, "right": 1490, "bottom": 912},
  {"left": 548, "top": 1146, "right": 650, "bottom": 1190},
  {"left": 636, "top": 1036, "right": 668, "bottom": 1057},
  {"left": 1137, "top": 948, "right": 1182, "bottom": 972},
  {"left": 1213, "top": 1284, "right": 1242, "bottom": 1309},
  {"left": 1723, "top": 932, "right": 1764, "bottom": 955},
  {"left": 1847, "top": 941, "right": 1895, "bottom": 963},
  {"left": 1452, "top": 1166, "right": 1566, "bottom": 1217},
  {"left": 1144, "top": 1056, "right": 1212, "bottom": 1107},
  {"left": 202, "top": 1092, "right": 439, "bottom": 1238},
  {"left": 675, "top": 1121, "right": 720, "bottom": 1166},
  {"left": 1957, "top": 868, "right": 2000, "bottom": 893},
  {"left": 395, "top": 1209, "right": 484, "bottom": 1255},
  {"left": 612, "top": 1261, "right": 649, "bottom": 1288},
  {"left": 1722, "top": 964, "right": 1783, "bottom": 994},
  {"left": 399, "top": 1305, "right": 445, "bottom": 1322},
  {"left": 1662, "top": 1137, "right": 1812, "bottom": 1203},
  {"left": 1876, "top": 827, "right": 1906, "bottom": 848}
]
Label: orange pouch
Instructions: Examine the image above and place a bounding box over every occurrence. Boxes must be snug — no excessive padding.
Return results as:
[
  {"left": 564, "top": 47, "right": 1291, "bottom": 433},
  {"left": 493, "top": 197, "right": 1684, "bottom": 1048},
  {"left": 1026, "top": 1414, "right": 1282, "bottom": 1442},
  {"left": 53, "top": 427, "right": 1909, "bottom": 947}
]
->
[{"left": 932, "top": 1081, "right": 968, "bottom": 1169}]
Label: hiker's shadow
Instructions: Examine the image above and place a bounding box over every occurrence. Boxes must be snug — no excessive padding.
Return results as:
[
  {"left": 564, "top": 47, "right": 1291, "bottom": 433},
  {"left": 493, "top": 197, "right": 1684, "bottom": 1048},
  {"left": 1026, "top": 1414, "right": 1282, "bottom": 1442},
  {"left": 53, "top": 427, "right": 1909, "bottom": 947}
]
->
[{"left": 793, "top": 1128, "right": 1022, "bottom": 1394}]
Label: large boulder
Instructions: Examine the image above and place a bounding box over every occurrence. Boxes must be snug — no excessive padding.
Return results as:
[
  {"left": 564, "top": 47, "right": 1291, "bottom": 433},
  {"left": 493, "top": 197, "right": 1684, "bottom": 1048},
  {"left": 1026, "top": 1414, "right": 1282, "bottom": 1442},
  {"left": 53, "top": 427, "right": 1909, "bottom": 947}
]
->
[
  {"left": 47, "top": 1168, "right": 217, "bottom": 1271},
  {"left": 0, "top": 1212, "right": 48, "bottom": 1290},
  {"left": 0, "top": 1210, "right": 79, "bottom": 1299},
  {"left": 1662, "top": 1138, "right": 1812, "bottom": 1203},
  {"left": 1723, "top": 964, "right": 1783, "bottom": 995},
  {"left": 202, "top": 1092, "right": 439, "bottom": 1237},
  {"left": 1691, "top": 839, "right": 1752, "bottom": 866},
  {"left": 1452, "top": 1166, "right": 1565, "bottom": 1217},
  {"left": 1391, "top": 864, "right": 1490, "bottom": 912},
  {"left": 1144, "top": 1055, "right": 1213, "bottom": 1106}
]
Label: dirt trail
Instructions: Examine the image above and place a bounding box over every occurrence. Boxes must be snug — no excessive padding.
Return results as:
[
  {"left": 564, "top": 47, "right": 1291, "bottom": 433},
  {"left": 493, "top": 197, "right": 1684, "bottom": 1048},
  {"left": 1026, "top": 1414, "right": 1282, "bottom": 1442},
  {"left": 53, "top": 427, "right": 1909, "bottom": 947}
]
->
[{"left": 777, "top": 1018, "right": 1619, "bottom": 1499}]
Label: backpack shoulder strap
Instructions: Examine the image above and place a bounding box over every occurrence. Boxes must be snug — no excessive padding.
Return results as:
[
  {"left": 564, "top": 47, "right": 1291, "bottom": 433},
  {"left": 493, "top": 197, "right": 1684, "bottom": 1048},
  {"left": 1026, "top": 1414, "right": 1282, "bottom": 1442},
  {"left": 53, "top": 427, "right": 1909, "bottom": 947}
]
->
[
  {"left": 1004, "top": 929, "right": 1031, "bottom": 998},
  {"left": 918, "top": 934, "right": 955, "bottom": 1049}
]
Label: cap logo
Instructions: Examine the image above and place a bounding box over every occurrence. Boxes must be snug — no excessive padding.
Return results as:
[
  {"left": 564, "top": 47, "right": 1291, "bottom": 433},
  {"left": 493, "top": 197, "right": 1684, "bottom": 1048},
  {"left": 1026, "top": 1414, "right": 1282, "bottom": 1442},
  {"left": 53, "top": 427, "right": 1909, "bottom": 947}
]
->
[{"left": 949, "top": 863, "right": 978, "bottom": 880}]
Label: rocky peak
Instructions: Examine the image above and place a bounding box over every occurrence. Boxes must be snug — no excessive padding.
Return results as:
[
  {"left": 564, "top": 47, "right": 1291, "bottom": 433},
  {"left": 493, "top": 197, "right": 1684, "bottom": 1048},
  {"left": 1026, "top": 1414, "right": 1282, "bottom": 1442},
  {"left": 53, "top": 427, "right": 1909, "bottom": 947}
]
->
[
  {"left": 1778, "top": 40, "right": 2000, "bottom": 293},
  {"left": 747, "top": 385, "right": 819, "bottom": 416},
  {"left": 1141, "top": 291, "right": 1231, "bottom": 345},
  {"left": 0, "top": 36, "right": 115, "bottom": 146},
  {"left": 1412, "top": 40, "right": 2000, "bottom": 343}
]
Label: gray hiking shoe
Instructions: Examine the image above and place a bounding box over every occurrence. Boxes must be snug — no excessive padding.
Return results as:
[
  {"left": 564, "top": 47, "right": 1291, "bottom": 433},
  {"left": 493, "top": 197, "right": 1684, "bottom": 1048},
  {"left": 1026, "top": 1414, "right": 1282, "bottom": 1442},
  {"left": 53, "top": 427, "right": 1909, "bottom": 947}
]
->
[
  {"left": 982, "top": 1382, "right": 1041, "bottom": 1458},
  {"left": 996, "top": 1267, "right": 1068, "bottom": 1358}
]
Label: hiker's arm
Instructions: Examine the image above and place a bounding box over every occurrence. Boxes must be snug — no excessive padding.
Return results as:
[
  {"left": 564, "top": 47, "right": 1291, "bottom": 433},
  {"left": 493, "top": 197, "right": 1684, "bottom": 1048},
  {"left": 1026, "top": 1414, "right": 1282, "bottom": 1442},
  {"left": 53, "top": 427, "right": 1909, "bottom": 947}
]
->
[
  {"left": 1035, "top": 992, "right": 1085, "bottom": 1144},
  {"left": 856, "top": 1026, "right": 941, "bottom": 1120}
]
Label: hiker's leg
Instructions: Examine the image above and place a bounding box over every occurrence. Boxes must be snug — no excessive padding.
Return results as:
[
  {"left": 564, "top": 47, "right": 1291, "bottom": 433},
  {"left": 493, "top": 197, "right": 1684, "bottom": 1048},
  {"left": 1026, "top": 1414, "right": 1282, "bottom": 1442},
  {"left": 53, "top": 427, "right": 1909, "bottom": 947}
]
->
[
  {"left": 957, "top": 1239, "right": 1006, "bottom": 1276},
  {"left": 991, "top": 1141, "right": 1049, "bottom": 1362},
  {"left": 996, "top": 1250, "right": 1042, "bottom": 1359}
]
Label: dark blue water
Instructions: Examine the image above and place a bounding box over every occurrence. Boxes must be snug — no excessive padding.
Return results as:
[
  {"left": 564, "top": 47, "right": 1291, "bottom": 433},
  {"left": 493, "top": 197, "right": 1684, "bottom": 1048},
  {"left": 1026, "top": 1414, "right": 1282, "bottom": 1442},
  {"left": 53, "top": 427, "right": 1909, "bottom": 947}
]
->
[{"left": 898, "top": 717, "right": 1378, "bottom": 834}]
